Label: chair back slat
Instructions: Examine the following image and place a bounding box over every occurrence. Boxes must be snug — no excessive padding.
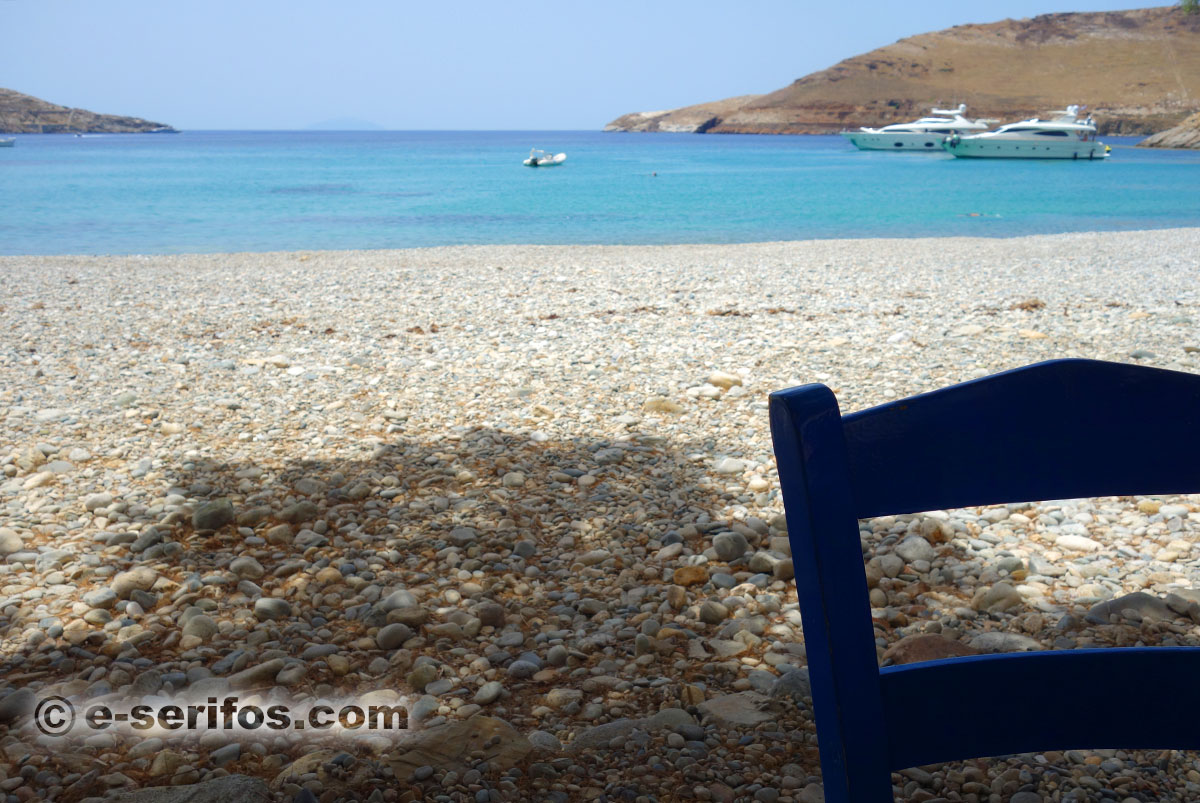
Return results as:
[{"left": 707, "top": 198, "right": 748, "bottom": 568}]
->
[
  {"left": 769, "top": 386, "right": 893, "bottom": 801},
  {"left": 843, "top": 359, "right": 1200, "bottom": 518},
  {"left": 879, "top": 648, "right": 1200, "bottom": 769}
]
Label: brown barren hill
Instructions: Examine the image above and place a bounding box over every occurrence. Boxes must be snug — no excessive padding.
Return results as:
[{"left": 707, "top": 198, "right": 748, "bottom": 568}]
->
[
  {"left": 606, "top": 6, "right": 1200, "bottom": 136},
  {"left": 0, "top": 87, "right": 174, "bottom": 133}
]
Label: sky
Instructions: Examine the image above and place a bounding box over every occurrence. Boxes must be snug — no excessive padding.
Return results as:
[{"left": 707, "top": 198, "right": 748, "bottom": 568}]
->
[{"left": 1, "top": 0, "right": 1159, "bottom": 130}]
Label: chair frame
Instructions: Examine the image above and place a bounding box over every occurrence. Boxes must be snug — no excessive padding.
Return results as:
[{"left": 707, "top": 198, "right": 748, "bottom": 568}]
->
[{"left": 768, "top": 358, "right": 1200, "bottom": 802}]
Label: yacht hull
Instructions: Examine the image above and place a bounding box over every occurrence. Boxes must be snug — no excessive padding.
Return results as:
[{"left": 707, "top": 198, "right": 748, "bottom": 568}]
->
[
  {"left": 944, "top": 139, "right": 1108, "bottom": 160},
  {"left": 841, "top": 131, "right": 951, "bottom": 151}
]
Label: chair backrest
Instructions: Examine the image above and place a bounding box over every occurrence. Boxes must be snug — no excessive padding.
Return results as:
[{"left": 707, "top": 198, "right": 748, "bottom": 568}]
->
[{"left": 768, "top": 359, "right": 1200, "bottom": 802}]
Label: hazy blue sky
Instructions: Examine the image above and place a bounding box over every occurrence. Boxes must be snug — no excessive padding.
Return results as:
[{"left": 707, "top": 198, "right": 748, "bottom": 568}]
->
[{"left": 2, "top": 0, "right": 1154, "bottom": 130}]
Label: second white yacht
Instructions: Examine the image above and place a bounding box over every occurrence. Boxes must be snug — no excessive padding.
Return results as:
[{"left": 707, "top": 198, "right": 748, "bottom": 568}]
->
[
  {"left": 842, "top": 104, "right": 993, "bottom": 151},
  {"left": 943, "top": 106, "right": 1110, "bottom": 160}
]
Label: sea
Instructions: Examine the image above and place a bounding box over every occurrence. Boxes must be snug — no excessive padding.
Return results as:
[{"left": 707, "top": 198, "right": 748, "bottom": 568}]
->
[{"left": 2, "top": 130, "right": 1199, "bottom": 256}]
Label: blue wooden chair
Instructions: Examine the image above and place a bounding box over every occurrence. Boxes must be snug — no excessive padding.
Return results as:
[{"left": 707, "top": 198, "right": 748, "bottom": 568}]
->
[{"left": 768, "top": 358, "right": 1200, "bottom": 802}]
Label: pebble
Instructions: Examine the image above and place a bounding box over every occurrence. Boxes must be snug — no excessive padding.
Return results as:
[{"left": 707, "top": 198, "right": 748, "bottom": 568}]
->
[
  {"left": 229, "top": 556, "right": 265, "bottom": 579},
  {"left": 699, "top": 600, "right": 730, "bottom": 624},
  {"left": 253, "top": 597, "right": 292, "bottom": 620},
  {"left": 895, "top": 535, "right": 935, "bottom": 563},
  {"left": 192, "top": 498, "right": 236, "bottom": 531},
  {"left": 3, "top": 231, "right": 1200, "bottom": 803},
  {"left": 376, "top": 622, "right": 414, "bottom": 649},
  {"left": 713, "top": 531, "right": 749, "bottom": 561},
  {"left": 474, "top": 681, "right": 504, "bottom": 704}
]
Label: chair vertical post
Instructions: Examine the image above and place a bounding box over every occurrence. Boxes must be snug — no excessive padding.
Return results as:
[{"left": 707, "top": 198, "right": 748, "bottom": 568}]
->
[{"left": 770, "top": 386, "right": 892, "bottom": 802}]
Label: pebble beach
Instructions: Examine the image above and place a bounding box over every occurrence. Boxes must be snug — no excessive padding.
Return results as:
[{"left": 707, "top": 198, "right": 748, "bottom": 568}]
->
[{"left": 2, "top": 227, "right": 1200, "bottom": 803}]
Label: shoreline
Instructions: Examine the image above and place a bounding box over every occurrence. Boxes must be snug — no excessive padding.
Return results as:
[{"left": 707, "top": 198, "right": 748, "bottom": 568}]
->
[
  {"left": 3, "top": 227, "right": 1200, "bottom": 800},
  {"left": 4, "top": 224, "right": 1200, "bottom": 263}
]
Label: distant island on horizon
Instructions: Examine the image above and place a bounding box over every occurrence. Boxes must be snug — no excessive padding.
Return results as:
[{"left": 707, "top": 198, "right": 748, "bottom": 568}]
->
[
  {"left": 304, "top": 117, "right": 385, "bottom": 131},
  {"left": 606, "top": 5, "right": 1200, "bottom": 137}
]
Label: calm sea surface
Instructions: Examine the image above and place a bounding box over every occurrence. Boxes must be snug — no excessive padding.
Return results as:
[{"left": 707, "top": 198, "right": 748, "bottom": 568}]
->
[{"left": 2, "top": 130, "right": 1199, "bottom": 255}]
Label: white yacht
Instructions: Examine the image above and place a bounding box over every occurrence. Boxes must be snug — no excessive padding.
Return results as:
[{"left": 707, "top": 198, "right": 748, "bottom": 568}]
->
[
  {"left": 0, "top": 137, "right": 14, "bottom": 148},
  {"left": 842, "top": 105, "right": 993, "bottom": 151},
  {"left": 943, "top": 106, "right": 1110, "bottom": 160}
]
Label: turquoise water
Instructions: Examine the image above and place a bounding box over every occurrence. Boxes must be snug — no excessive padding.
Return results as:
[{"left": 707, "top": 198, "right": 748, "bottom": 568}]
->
[{"left": 2, "top": 130, "right": 1199, "bottom": 255}]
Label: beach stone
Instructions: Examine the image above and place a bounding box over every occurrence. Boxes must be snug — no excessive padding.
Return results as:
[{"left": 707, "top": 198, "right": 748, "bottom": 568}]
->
[
  {"left": 83, "top": 587, "right": 118, "bottom": 608},
  {"left": 506, "top": 660, "right": 538, "bottom": 679},
  {"left": 972, "top": 582, "right": 1023, "bottom": 613},
  {"left": 210, "top": 743, "right": 241, "bottom": 767},
  {"left": 895, "top": 536, "right": 935, "bottom": 564},
  {"left": 192, "top": 499, "right": 235, "bottom": 531},
  {"left": 129, "top": 527, "right": 163, "bottom": 553},
  {"left": 476, "top": 601, "right": 506, "bottom": 628},
  {"left": 112, "top": 567, "right": 158, "bottom": 598},
  {"left": 708, "top": 370, "right": 743, "bottom": 389},
  {"left": 149, "top": 750, "right": 185, "bottom": 777},
  {"left": 577, "top": 549, "right": 611, "bottom": 566},
  {"left": 182, "top": 615, "right": 218, "bottom": 641},
  {"left": 84, "top": 492, "right": 114, "bottom": 511},
  {"left": 713, "top": 531, "right": 749, "bottom": 561},
  {"left": 229, "top": 556, "right": 264, "bottom": 579},
  {"left": 643, "top": 396, "right": 685, "bottom": 413},
  {"left": 449, "top": 527, "right": 477, "bottom": 546},
  {"left": 882, "top": 634, "right": 983, "bottom": 665},
  {"left": 1055, "top": 534, "right": 1101, "bottom": 552},
  {"left": 1085, "top": 592, "right": 1173, "bottom": 625},
  {"left": 968, "top": 632, "right": 1044, "bottom": 652},
  {"left": 236, "top": 506, "right": 272, "bottom": 527},
  {"left": 770, "top": 669, "right": 811, "bottom": 702},
  {"left": 376, "top": 622, "right": 413, "bottom": 650},
  {"left": 877, "top": 554, "right": 904, "bottom": 578},
  {"left": 278, "top": 501, "right": 318, "bottom": 522},
  {"left": 714, "top": 458, "right": 746, "bottom": 475},
  {"left": 699, "top": 600, "right": 729, "bottom": 624},
  {"left": 1028, "top": 553, "right": 1066, "bottom": 577},
  {"left": 474, "top": 681, "right": 504, "bottom": 705},
  {"left": 528, "top": 730, "right": 562, "bottom": 753},
  {"left": 0, "top": 528, "right": 22, "bottom": 555},
  {"left": 674, "top": 565, "right": 708, "bottom": 587},
  {"left": 408, "top": 694, "right": 438, "bottom": 723},
  {"left": 229, "top": 658, "right": 286, "bottom": 689},
  {"left": 253, "top": 597, "right": 291, "bottom": 621},
  {"left": 387, "top": 716, "right": 531, "bottom": 776},
  {"left": 1010, "top": 793, "right": 1042, "bottom": 803},
  {"left": 773, "top": 558, "right": 795, "bottom": 581},
  {"left": 408, "top": 664, "right": 439, "bottom": 691},
  {"left": 264, "top": 523, "right": 293, "bottom": 544},
  {"left": 380, "top": 589, "right": 418, "bottom": 610},
  {"left": 0, "top": 689, "right": 35, "bottom": 725},
  {"left": 111, "top": 775, "right": 269, "bottom": 802},
  {"left": 545, "top": 688, "right": 582, "bottom": 709},
  {"left": 698, "top": 692, "right": 775, "bottom": 727},
  {"left": 569, "top": 718, "right": 642, "bottom": 752},
  {"left": 710, "top": 639, "right": 748, "bottom": 658},
  {"left": 799, "top": 784, "right": 825, "bottom": 803},
  {"left": 748, "top": 551, "right": 782, "bottom": 573}
]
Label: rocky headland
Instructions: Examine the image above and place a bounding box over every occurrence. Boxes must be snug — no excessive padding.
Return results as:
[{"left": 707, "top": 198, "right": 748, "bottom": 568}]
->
[
  {"left": 1138, "top": 110, "right": 1200, "bottom": 147},
  {"left": 606, "top": 6, "right": 1200, "bottom": 136},
  {"left": 0, "top": 88, "right": 174, "bottom": 134}
]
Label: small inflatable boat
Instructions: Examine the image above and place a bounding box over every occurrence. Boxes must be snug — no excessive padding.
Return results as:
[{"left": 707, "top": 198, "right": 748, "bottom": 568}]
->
[{"left": 523, "top": 148, "right": 566, "bottom": 167}]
